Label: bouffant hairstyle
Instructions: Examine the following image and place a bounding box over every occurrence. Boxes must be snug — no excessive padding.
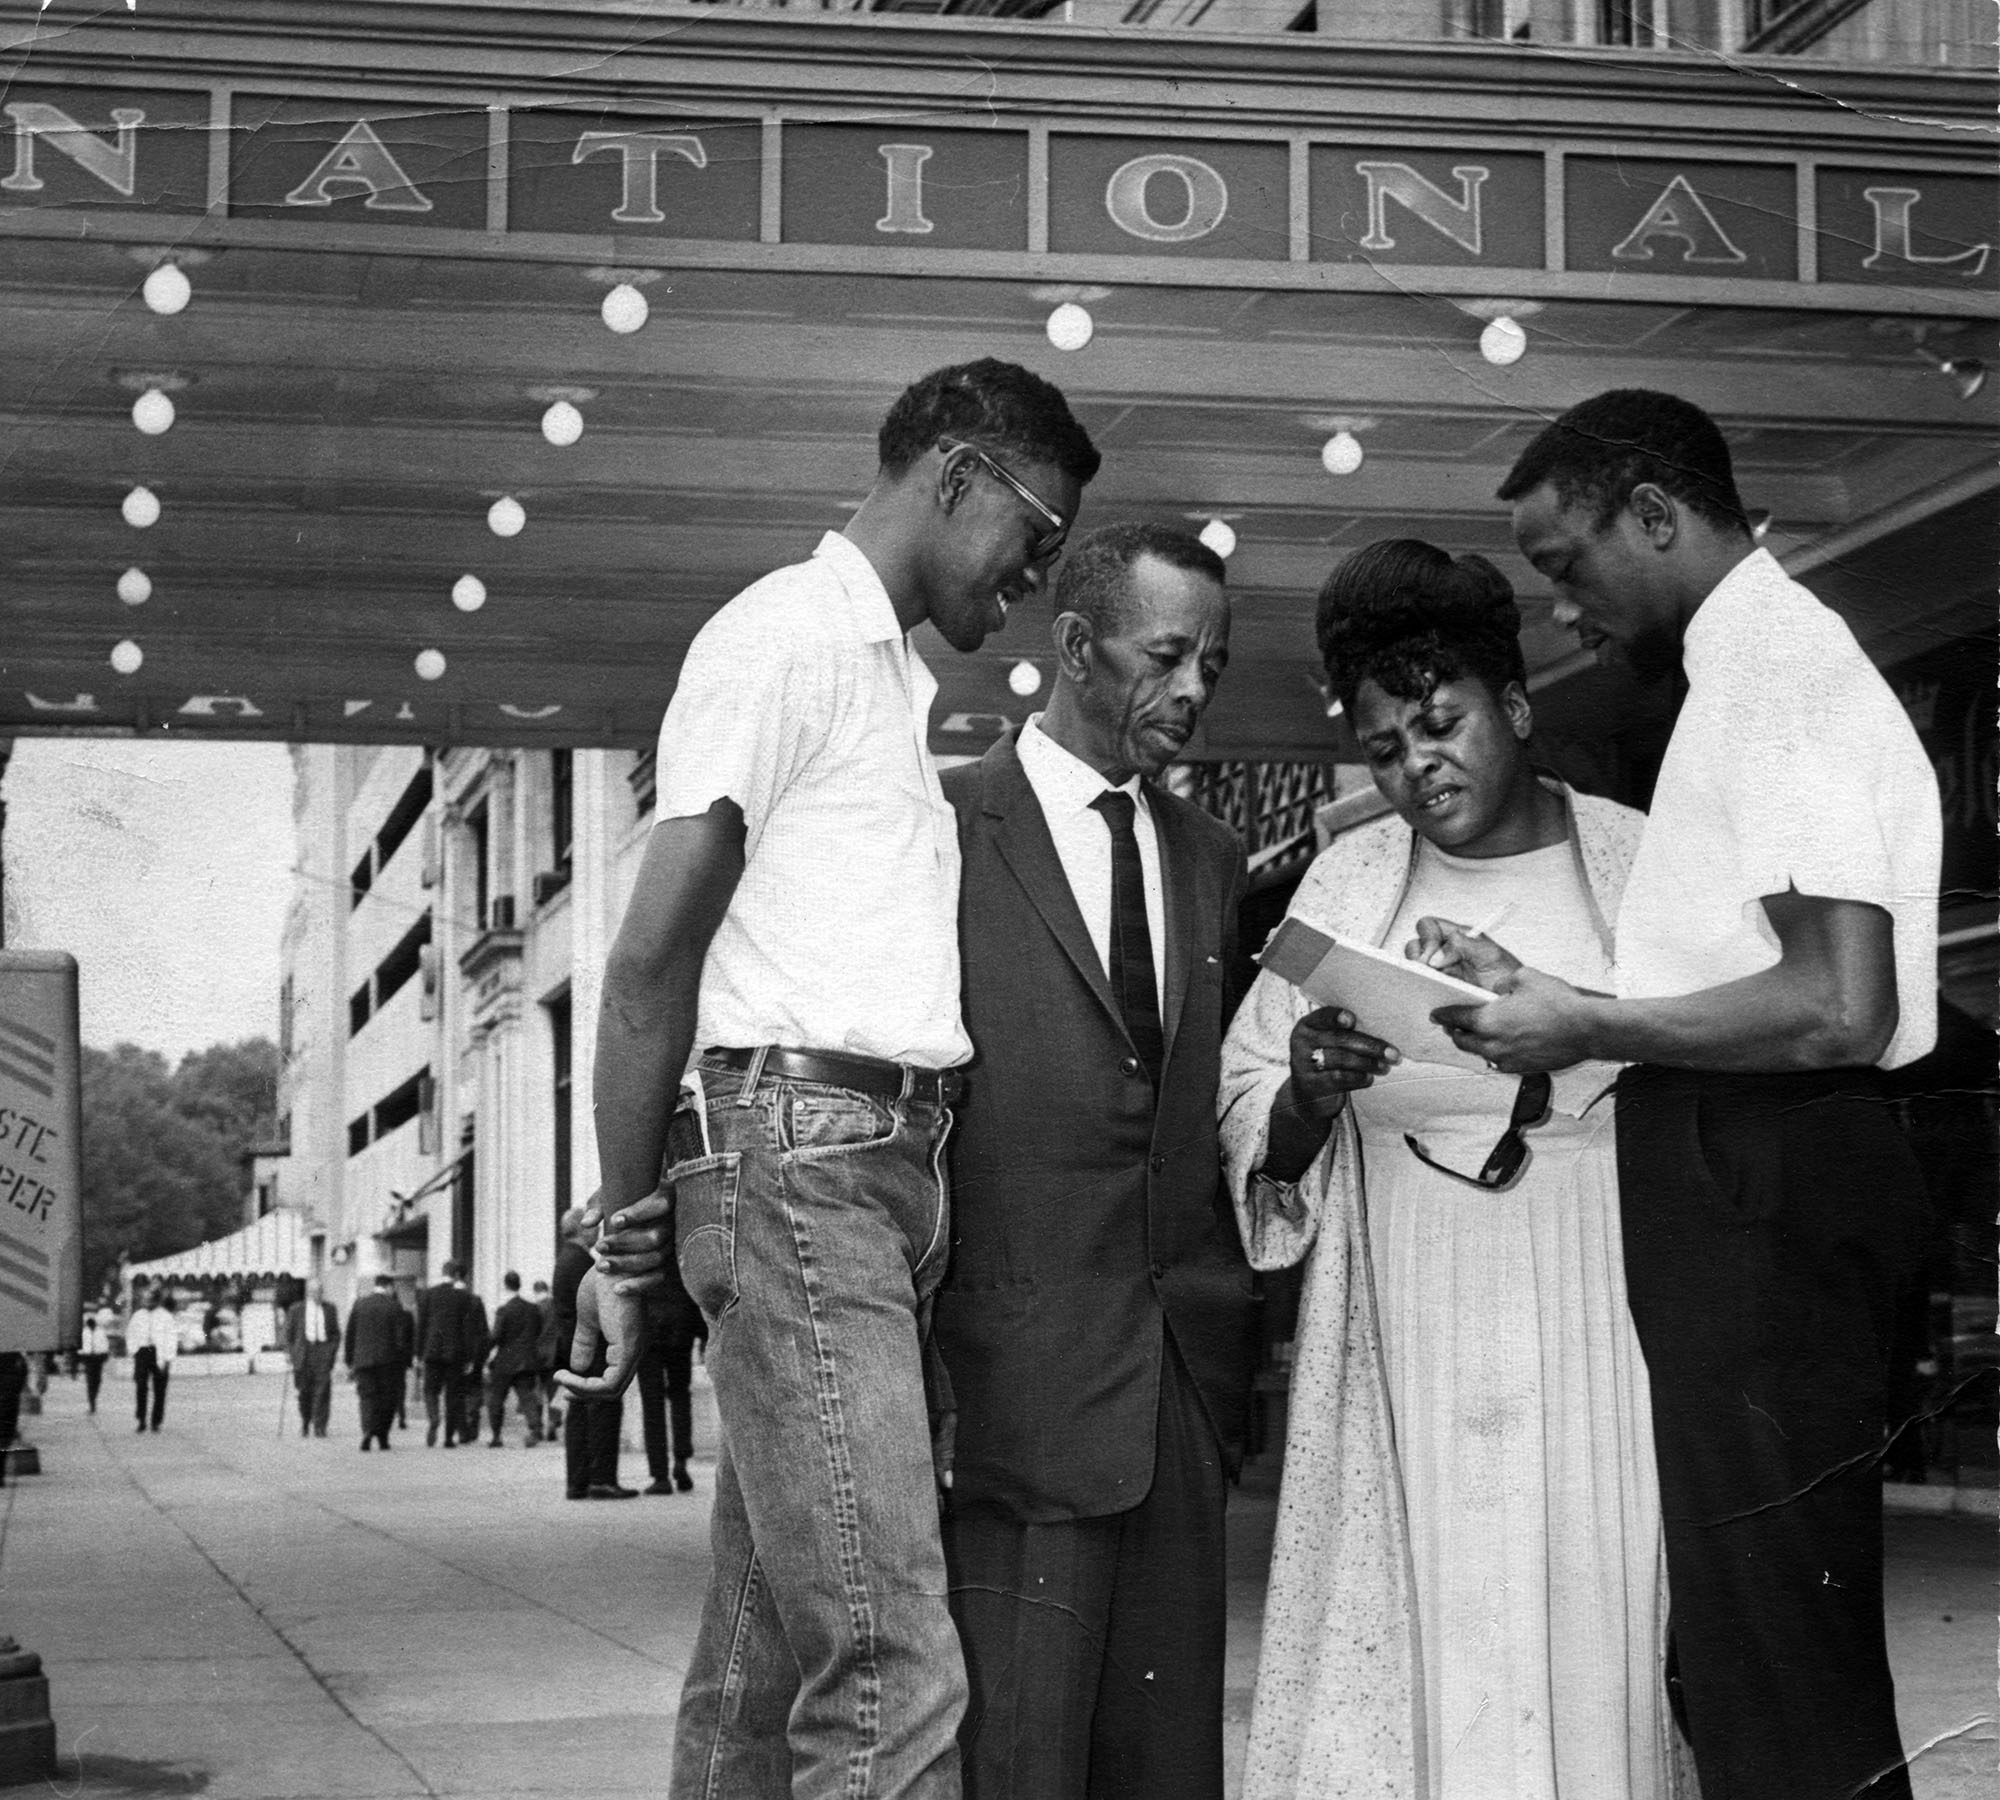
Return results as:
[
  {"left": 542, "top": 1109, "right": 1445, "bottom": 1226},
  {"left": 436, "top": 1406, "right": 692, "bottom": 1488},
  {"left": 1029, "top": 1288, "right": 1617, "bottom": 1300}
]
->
[
  {"left": 1316, "top": 538, "right": 1526, "bottom": 716},
  {"left": 876, "top": 358, "right": 1102, "bottom": 487},
  {"left": 1497, "top": 388, "right": 1749, "bottom": 534}
]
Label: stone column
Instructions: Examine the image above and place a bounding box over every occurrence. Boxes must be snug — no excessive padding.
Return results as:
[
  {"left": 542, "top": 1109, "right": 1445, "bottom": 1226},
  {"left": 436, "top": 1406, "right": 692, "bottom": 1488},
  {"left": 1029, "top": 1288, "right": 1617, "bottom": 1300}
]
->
[{"left": 567, "top": 751, "right": 611, "bottom": 1206}]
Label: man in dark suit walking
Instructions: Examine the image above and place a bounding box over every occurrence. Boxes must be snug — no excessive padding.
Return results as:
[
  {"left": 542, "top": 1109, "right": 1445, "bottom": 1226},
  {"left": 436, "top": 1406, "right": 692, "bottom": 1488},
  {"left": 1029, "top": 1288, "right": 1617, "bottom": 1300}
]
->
[
  {"left": 483, "top": 1271, "right": 546, "bottom": 1447},
  {"left": 935, "top": 522, "right": 1257, "bottom": 1800},
  {"left": 283, "top": 1280, "right": 341, "bottom": 1439},
  {"left": 415, "top": 1261, "right": 483, "bottom": 1448},
  {"left": 344, "top": 1273, "right": 409, "bottom": 1451}
]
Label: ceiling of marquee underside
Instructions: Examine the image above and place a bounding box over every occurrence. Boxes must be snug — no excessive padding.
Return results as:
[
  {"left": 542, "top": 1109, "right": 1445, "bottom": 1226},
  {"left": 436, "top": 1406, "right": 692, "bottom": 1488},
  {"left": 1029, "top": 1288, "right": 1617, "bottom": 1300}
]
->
[{"left": 1, "top": 233, "right": 1994, "bottom": 762}]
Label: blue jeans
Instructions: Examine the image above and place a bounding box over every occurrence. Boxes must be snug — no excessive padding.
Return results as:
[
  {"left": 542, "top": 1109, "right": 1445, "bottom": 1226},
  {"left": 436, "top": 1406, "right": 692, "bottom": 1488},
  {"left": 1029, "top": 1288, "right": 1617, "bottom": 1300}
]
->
[{"left": 669, "top": 1059, "right": 964, "bottom": 1800}]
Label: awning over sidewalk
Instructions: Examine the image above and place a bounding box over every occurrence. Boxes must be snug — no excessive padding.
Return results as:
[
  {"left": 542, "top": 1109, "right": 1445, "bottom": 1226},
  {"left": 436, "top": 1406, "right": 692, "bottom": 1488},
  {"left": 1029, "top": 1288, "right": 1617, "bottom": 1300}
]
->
[{"left": 124, "top": 1209, "right": 323, "bottom": 1282}]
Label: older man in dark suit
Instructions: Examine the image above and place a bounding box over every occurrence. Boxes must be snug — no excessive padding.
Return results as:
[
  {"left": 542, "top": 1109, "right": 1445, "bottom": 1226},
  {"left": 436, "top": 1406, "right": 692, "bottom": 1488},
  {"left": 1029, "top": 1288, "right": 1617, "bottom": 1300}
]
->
[
  {"left": 344, "top": 1273, "right": 409, "bottom": 1451},
  {"left": 483, "top": 1271, "right": 546, "bottom": 1447},
  {"left": 935, "top": 522, "right": 1257, "bottom": 1800},
  {"left": 284, "top": 1279, "right": 341, "bottom": 1439}
]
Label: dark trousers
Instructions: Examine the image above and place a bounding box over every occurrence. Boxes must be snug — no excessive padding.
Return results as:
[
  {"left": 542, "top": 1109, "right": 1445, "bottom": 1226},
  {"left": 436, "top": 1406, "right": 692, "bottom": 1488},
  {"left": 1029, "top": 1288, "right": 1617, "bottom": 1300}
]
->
[
  {"left": 942, "top": 1339, "right": 1229, "bottom": 1800},
  {"left": 1617, "top": 1064, "right": 1922, "bottom": 1800},
  {"left": 293, "top": 1348, "right": 336, "bottom": 1435},
  {"left": 421, "top": 1359, "right": 472, "bottom": 1442},
  {"left": 636, "top": 1336, "right": 694, "bottom": 1479},
  {"left": 79, "top": 1354, "right": 106, "bottom": 1412},
  {"left": 0, "top": 1353, "right": 26, "bottom": 1446},
  {"left": 353, "top": 1366, "right": 401, "bottom": 1445},
  {"left": 486, "top": 1370, "right": 544, "bottom": 1441},
  {"left": 564, "top": 1394, "right": 623, "bottom": 1493},
  {"left": 133, "top": 1349, "right": 169, "bottom": 1430}
]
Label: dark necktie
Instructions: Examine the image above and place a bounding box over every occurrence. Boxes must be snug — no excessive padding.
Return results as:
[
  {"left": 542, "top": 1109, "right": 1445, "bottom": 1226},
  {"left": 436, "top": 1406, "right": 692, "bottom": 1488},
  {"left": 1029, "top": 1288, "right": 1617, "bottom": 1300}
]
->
[{"left": 1089, "top": 789, "right": 1163, "bottom": 1089}]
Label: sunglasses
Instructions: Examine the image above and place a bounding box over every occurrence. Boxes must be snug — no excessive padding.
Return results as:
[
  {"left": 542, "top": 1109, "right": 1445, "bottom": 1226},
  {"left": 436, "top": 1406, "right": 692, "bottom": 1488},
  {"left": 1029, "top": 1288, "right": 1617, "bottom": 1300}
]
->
[
  {"left": 939, "top": 436, "right": 1069, "bottom": 564},
  {"left": 1403, "top": 1071, "right": 1553, "bottom": 1192}
]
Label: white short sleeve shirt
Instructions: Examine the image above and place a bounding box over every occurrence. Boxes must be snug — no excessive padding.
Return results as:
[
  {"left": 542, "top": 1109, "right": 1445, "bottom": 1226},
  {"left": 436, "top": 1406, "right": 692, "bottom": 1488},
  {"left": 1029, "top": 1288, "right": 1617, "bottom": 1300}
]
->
[
  {"left": 653, "top": 532, "right": 971, "bottom": 1069},
  {"left": 1613, "top": 549, "right": 1941, "bottom": 1069}
]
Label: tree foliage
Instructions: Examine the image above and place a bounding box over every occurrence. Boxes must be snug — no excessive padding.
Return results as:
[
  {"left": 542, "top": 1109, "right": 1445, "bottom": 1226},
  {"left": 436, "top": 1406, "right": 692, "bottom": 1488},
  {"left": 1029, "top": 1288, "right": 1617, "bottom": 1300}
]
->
[{"left": 81, "top": 1038, "right": 279, "bottom": 1295}]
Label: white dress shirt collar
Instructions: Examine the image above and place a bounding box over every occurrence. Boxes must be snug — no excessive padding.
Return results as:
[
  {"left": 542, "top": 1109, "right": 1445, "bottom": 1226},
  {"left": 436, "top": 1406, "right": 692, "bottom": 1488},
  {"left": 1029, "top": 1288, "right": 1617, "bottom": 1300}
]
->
[{"left": 1017, "top": 713, "right": 1146, "bottom": 816}]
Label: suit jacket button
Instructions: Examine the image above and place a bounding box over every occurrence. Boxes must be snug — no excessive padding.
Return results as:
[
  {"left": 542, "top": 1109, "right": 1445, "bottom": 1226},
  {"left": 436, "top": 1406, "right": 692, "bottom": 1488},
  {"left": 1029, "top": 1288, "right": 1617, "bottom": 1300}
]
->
[
  {"left": 1149, "top": 1262, "right": 1166, "bottom": 1281},
  {"left": 1149, "top": 1155, "right": 1166, "bottom": 1174},
  {"left": 1119, "top": 1056, "right": 1142, "bottom": 1077}
]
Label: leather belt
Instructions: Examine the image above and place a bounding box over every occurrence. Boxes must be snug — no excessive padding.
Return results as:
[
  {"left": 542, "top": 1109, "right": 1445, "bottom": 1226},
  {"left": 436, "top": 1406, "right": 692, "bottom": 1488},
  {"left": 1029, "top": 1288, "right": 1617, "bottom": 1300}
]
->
[{"left": 703, "top": 1045, "right": 964, "bottom": 1107}]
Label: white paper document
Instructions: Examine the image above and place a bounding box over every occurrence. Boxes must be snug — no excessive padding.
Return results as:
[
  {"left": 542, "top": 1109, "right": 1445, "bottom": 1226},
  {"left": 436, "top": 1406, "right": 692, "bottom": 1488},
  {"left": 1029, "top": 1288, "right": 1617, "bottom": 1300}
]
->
[{"left": 1259, "top": 914, "right": 1497, "bottom": 1073}]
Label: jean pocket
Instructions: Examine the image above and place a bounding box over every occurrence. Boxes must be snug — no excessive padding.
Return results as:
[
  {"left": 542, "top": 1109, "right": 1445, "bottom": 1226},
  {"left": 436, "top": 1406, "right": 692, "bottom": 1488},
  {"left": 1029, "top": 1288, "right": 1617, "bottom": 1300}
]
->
[
  {"left": 783, "top": 1090, "right": 897, "bottom": 1156},
  {"left": 671, "top": 1152, "right": 742, "bottom": 1319},
  {"left": 1690, "top": 1086, "right": 1786, "bottom": 1228}
]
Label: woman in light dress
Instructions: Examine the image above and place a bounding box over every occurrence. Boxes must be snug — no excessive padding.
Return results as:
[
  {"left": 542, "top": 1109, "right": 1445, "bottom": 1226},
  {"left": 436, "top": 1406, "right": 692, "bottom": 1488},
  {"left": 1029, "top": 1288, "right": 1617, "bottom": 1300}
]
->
[{"left": 1218, "top": 540, "right": 1694, "bottom": 1798}]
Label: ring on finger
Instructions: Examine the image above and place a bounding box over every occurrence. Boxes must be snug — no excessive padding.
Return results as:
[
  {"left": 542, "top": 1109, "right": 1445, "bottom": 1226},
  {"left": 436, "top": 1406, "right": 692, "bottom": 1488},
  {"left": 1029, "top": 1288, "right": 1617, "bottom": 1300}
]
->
[{"left": 1309, "top": 1047, "right": 1327, "bottom": 1072}]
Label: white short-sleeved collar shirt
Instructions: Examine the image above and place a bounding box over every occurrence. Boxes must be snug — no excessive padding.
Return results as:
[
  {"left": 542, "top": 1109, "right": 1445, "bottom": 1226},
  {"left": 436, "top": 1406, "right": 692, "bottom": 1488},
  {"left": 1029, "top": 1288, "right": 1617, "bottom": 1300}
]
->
[
  {"left": 1613, "top": 548, "right": 1941, "bottom": 1069},
  {"left": 652, "top": 531, "right": 971, "bottom": 1069}
]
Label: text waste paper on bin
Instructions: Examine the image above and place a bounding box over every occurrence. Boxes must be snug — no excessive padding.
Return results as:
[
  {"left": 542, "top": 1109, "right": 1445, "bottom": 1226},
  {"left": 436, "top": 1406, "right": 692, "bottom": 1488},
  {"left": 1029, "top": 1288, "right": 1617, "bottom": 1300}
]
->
[{"left": 0, "top": 954, "right": 82, "bottom": 1353}]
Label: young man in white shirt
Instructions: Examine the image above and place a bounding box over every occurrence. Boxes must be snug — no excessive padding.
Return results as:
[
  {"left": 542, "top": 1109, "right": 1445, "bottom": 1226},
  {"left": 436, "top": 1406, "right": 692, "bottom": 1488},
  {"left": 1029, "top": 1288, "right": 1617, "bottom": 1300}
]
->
[
  {"left": 126, "top": 1289, "right": 180, "bottom": 1433},
  {"left": 1427, "top": 389, "right": 1939, "bottom": 1800},
  {"left": 566, "top": 360, "right": 1100, "bottom": 1800}
]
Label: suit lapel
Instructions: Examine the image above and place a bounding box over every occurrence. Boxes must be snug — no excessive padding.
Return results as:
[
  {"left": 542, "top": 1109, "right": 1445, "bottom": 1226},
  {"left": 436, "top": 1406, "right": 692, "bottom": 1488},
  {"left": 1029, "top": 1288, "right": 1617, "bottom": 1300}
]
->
[
  {"left": 980, "top": 734, "right": 1127, "bottom": 1039},
  {"left": 1149, "top": 785, "right": 1199, "bottom": 1060}
]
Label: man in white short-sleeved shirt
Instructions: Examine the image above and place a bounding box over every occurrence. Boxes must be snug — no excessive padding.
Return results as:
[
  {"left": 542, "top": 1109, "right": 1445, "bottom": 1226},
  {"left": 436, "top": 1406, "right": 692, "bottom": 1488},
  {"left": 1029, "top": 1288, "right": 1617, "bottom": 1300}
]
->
[
  {"left": 565, "top": 360, "right": 1100, "bottom": 1800},
  {"left": 1426, "top": 390, "right": 1939, "bottom": 1800}
]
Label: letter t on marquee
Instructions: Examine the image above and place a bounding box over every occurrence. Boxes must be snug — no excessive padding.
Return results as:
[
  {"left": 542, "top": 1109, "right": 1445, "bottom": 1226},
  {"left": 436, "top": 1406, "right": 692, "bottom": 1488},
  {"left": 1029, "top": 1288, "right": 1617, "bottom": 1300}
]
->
[{"left": 572, "top": 131, "right": 708, "bottom": 226}]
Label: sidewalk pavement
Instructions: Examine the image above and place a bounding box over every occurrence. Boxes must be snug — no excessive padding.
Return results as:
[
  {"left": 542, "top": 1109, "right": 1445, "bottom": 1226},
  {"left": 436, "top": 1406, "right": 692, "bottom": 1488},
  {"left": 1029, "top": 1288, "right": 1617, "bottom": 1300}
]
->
[{"left": 0, "top": 1363, "right": 1990, "bottom": 1798}]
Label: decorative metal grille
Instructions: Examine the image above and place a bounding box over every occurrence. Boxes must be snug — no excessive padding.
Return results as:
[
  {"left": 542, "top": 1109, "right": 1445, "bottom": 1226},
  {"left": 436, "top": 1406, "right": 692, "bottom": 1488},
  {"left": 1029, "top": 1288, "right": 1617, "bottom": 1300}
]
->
[{"left": 1175, "top": 760, "right": 1343, "bottom": 886}]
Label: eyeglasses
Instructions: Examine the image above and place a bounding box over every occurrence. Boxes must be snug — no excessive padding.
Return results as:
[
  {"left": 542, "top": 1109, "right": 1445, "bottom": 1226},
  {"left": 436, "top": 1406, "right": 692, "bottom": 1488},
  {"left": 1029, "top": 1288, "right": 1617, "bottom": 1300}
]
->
[
  {"left": 939, "top": 436, "right": 1069, "bottom": 564},
  {"left": 1403, "top": 1071, "right": 1553, "bottom": 1192}
]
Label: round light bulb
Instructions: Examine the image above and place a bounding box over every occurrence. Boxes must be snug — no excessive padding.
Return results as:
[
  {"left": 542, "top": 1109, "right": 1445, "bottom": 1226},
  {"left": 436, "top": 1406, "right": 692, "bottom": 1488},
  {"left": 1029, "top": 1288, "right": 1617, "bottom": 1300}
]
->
[
  {"left": 541, "top": 400, "right": 584, "bottom": 447},
  {"left": 110, "top": 638, "right": 144, "bottom": 675},
  {"left": 1197, "top": 517, "right": 1237, "bottom": 560},
  {"left": 1046, "top": 302, "right": 1094, "bottom": 353},
  {"left": 1479, "top": 315, "right": 1528, "bottom": 367},
  {"left": 131, "top": 388, "right": 176, "bottom": 435},
  {"left": 487, "top": 496, "right": 526, "bottom": 538},
  {"left": 142, "top": 263, "right": 191, "bottom": 316},
  {"left": 117, "top": 567, "right": 152, "bottom": 607},
  {"left": 601, "top": 283, "right": 648, "bottom": 334},
  {"left": 452, "top": 574, "right": 488, "bottom": 613},
  {"left": 1321, "top": 431, "right": 1364, "bottom": 477},
  {"left": 414, "top": 648, "right": 447, "bottom": 682},
  {"left": 1007, "top": 660, "right": 1043, "bottom": 698},
  {"left": 122, "top": 486, "right": 161, "bottom": 528}
]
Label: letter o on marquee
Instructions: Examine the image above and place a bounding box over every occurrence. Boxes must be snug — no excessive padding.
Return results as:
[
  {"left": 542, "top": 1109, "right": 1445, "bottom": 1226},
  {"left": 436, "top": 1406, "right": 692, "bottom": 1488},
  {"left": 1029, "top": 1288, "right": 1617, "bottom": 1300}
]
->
[{"left": 1104, "top": 154, "right": 1229, "bottom": 244}]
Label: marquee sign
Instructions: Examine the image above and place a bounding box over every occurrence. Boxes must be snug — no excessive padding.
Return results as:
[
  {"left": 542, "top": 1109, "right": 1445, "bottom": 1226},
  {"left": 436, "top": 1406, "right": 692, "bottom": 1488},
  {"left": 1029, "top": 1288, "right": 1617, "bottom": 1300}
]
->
[{"left": 2, "top": 85, "right": 1993, "bottom": 291}]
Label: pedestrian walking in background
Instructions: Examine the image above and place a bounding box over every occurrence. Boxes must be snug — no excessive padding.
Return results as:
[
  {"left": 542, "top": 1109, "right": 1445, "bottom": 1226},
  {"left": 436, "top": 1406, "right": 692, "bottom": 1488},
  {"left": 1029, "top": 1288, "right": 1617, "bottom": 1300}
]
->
[
  {"left": 484, "top": 1271, "right": 545, "bottom": 1447},
  {"left": 126, "top": 1289, "right": 178, "bottom": 1433},
  {"left": 344, "top": 1273, "right": 408, "bottom": 1451},
  {"left": 531, "top": 1279, "right": 560, "bottom": 1442},
  {"left": 554, "top": 1206, "right": 632, "bottom": 1499},
  {"left": 415, "top": 1261, "right": 483, "bottom": 1448},
  {"left": 284, "top": 1279, "right": 341, "bottom": 1439},
  {"left": 635, "top": 1257, "right": 705, "bottom": 1495},
  {"left": 76, "top": 1305, "right": 113, "bottom": 1414}
]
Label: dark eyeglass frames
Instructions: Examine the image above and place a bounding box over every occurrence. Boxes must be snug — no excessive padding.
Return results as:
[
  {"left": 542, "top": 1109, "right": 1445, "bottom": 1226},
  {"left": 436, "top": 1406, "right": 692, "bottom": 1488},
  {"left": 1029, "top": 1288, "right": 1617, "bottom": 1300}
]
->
[
  {"left": 938, "top": 436, "right": 1069, "bottom": 564},
  {"left": 1403, "top": 1071, "right": 1554, "bottom": 1192}
]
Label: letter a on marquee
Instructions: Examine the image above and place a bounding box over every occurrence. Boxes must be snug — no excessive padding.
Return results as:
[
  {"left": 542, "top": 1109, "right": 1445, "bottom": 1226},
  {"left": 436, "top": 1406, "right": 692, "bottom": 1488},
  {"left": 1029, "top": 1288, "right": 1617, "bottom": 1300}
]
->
[
  {"left": 284, "top": 121, "right": 434, "bottom": 212},
  {"left": 1610, "top": 175, "right": 1746, "bottom": 265}
]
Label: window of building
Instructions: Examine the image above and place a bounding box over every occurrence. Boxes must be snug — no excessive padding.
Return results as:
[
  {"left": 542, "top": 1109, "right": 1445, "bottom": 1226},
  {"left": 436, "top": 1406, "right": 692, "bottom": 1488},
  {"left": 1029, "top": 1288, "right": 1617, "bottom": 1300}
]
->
[
  {"left": 550, "top": 748, "right": 573, "bottom": 871},
  {"left": 628, "top": 748, "right": 656, "bottom": 819},
  {"left": 548, "top": 989, "right": 572, "bottom": 1238},
  {"left": 350, "top": 849, "right": 373, "bottom": 910},
  {"left": 349, "top": 983, "right": 371, "bottom": 1037},
  {"left": 374, "top": 913, "right": 432, "bottom": 1011},
  {"left": 468, "top": 802, "right": 491, "bottom": 931},
  {"left": 279, "top": 975, "right": 295, "bottom": 1060},
  {"left": 375, "top": 763, "right": 433, "bottom": 875},
  {"left": 347, "top": 1113, "right": 370, "bottom": 1156},
  {"left": 373, "top": 1069, "right": 427, "bottom": 1140}
]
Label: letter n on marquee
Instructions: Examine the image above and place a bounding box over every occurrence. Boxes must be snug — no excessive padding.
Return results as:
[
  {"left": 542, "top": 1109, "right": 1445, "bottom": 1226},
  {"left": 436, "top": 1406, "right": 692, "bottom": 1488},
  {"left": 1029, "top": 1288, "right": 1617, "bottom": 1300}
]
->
[
  {"left": 285, "top": 122, "right": 433, "bottom": 213},
  {"left": 2, "top": 102, "right": 143, "bottom": 197},
  {"left": 1355, "top": 162, "right": 1488, "bottom": 255}
]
